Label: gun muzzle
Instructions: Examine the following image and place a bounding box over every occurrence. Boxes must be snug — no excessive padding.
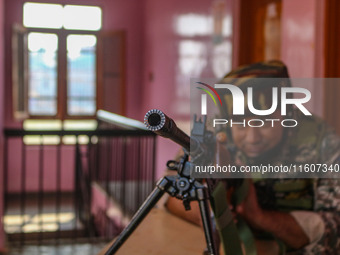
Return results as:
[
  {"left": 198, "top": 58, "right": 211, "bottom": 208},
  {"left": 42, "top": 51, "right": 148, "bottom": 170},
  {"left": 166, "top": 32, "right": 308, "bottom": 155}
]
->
[{"left": 144, "top": 109, "right": 191, "bottom": 152}]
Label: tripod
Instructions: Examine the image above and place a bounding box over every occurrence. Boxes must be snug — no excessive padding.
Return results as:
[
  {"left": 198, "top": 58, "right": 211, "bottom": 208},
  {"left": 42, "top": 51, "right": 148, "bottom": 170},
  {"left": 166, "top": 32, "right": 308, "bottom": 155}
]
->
[
  {"left": 104, "top": 154, "right": 217, "bottom": 255},
  {"left": 104, "top": 110, "right": 218, "bottom": 255}
]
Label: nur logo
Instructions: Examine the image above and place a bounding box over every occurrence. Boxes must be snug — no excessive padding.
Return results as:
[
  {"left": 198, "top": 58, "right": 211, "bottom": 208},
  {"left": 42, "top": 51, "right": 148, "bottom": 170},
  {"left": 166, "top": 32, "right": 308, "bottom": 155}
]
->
[
  {"left": 196, "top": 82, "right": 223, "bottom": 115},
  {"left": 196, "top": 82, "right": 312, "bottom": 116}
]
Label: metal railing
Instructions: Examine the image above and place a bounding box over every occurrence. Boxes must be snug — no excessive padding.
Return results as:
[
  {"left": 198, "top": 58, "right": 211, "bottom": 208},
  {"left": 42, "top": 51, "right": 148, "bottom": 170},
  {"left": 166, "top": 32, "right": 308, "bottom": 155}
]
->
[{"left": 3, "top": 111, "right": 157, "bottom": 247}]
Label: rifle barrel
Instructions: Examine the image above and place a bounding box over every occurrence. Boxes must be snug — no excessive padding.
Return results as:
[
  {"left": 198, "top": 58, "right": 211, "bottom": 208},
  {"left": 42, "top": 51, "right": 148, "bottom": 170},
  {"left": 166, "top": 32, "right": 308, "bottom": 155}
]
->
[{"left": 144, "top": 109, "right": 191, "bottom": 152}]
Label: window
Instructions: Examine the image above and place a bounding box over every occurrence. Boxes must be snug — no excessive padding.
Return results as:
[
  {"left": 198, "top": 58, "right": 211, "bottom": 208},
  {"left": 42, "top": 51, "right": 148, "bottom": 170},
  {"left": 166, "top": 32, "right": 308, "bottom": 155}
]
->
[
  {"left": 21, "top": 2, "right": 102, "bottom": 118},
  {"left": 172, "top": 2, "right": 233, "bottom": 116},
  {"left": 27, "top": 32, "right": 58, "bottom": 116},
  {"left": 13, "top": 2, "right": 126, "bottom": 145}
]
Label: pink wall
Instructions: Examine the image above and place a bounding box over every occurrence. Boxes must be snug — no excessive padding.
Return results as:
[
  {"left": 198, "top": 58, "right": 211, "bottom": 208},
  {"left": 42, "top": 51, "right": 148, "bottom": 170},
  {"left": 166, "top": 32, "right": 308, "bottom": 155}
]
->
[
  {"left": 4, "top": 0, "right": 24, "bottom": 128},
  {"left": 142, "top": 0, "right": 233, "bottom": 117},
  {"left": 0, "top": 0, "right": 5, "bottom": 250},
  {"left": 6, "top": 144, "right": 75, "bottom": 193},
  {"left": 102, "top": 0, "right": 144, "bottom": 120},
  {"left": 281, "top": 0, "right": 325, "bottom": 116},
  {"left": 142, "top": 0, "right": 234, "bottom": 178}
]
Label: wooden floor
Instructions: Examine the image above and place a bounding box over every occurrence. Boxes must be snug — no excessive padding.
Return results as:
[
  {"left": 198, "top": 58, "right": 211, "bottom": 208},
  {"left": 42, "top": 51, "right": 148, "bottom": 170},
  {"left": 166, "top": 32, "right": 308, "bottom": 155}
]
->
[
  {"left": 98, "top": 208, "right": 208, "bottom": 255},
  {"left": 3, "top": 192, "right": 120, "bottom": 254},
  {"left": 7, "top": 241, "right": 108, "bottom": 255},
  {"left": 4, "top": 193, "right": 86, "bottom": 243}
]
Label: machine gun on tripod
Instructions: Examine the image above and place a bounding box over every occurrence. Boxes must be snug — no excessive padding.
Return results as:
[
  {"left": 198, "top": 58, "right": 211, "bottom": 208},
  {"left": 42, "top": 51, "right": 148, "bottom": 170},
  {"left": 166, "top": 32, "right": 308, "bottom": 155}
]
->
[{"left": 104, "top": 109, "right": 244, "bottom": 255}]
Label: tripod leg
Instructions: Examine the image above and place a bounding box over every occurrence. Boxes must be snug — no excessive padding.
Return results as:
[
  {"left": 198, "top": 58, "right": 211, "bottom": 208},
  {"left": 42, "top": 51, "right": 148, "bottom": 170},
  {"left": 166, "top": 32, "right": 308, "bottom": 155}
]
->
[
  {"left": 198, "top": 197, "right": 218, "bottom": 255},
  {"left": 104, "top": 177, "right": 170, "bottom": 255}
]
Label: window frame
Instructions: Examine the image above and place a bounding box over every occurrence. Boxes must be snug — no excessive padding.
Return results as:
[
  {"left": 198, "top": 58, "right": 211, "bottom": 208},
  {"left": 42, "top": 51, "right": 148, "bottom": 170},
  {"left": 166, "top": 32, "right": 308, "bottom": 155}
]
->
[{"left": 25, "top": 27, "right": 101, "bottom": 120}]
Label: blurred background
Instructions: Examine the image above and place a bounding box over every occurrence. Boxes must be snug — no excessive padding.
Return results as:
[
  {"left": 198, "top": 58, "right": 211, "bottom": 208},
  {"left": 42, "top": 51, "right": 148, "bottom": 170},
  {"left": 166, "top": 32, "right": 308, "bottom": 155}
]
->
[{"left": 0, "top": 0, "right": 339, "bottom": 254}]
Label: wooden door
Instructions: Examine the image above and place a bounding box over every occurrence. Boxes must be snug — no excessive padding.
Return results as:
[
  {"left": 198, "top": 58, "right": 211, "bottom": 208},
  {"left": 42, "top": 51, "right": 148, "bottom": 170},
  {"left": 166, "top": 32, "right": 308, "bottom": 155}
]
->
[
  {"left": 324, "top": 0, "right": 340, "bottom": 135},
  {"left": 238, "top": 0, "right": 282, "bottom": 65}
]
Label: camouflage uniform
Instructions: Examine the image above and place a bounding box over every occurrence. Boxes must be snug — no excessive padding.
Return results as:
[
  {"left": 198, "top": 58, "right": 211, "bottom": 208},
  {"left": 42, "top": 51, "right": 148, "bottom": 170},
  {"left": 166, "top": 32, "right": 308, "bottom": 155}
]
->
[
  {"left": 233, "top": 111, "right": 340, "bottom": 254},
  {"left": 219, "top": 61, "right": 340, "bottom": 254}
]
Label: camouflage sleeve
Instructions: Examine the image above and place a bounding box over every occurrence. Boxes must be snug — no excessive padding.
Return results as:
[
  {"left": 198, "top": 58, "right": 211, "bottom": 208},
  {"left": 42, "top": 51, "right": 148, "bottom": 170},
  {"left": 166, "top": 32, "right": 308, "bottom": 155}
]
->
[
  {"left": 301, "top": 128, "right": 340, "bottom": 254},
  {"left": 301, "top": 180, "right": 340, "bottom": 254}
]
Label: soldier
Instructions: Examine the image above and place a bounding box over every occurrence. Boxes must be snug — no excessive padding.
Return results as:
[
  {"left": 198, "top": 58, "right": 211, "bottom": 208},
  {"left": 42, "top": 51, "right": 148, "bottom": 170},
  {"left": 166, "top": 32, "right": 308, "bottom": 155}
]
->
[{"left": 166, "top": 60, "right": 340, "bottom": 254}]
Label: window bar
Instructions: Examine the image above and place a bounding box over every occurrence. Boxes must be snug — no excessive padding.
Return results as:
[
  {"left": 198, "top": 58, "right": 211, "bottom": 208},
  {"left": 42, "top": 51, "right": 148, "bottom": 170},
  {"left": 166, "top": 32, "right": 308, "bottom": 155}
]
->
[
  {"left": 141, "top": 138, "right": 146, "bottom": 205},
  {"left": 55, "top": 137, "right": 62, "bottom": 244},
  {"left": 127, "top": 140, "right": 132, "bottom": 215},
  {"left": 121, "top": 137, "right": 127, "bottom": 215},
  {"left": 99, "top": 138, "right": 106, "bottom": 182},
  {"left": 151, "top": 136, "right": 157, "bottom": 187},
  {"left": 111, "top": 138, "right": 116, "bottom": 200},
  {"left": 110, "top": 137, "right": 115, "bottom": 237},
  {"left": 136, "top": 138, "right": 141, "bottom": 209},
  {"left": 105, "top": 137, "right": 112, "bottom": 237},
  {"left": 112, "top": 137, "right": 119, "bottom": 229},
  {"left": 142, "top": 138, "right": 148, "bottom": 204},
  {"left": 109, "top": 137, "right": 115, "bottom": 236},
  {"left": 133, "top": 138, "right": 138, "bottom": 213},
  {"left": 115, "top": 138, "right": 121, "bottom": 212},
  {"left": 20, "top": 138, "right": 27, "bottom": 246},
  {"left": 95, "top": 136, "right": 100, "bottom": 182},
  {"left": 143, "top": 139, "right": 150, "bottom": 201},
  {"left": 147, "top": 138, "right": 152, "bottom": 199},
  {"left": 3, "top": 138, "right": 8, "bottom": 224},
  {"left": 87, "top": 135, "right": 95, "bottom": 240},
  {"left": 131, "top": 138, "right": 137, "bottom": 213},
  {"left": 38, "top": 135, "right": 44, "bottom": 244},
  {"left": 74, "top": 135, "right": 80, "bottom": 243},
  {"left": 113, "top": 138, "right": 118, "bottom": 207},
  {"left": 142, "top": 137, "right": 147, "bottom": 204}
]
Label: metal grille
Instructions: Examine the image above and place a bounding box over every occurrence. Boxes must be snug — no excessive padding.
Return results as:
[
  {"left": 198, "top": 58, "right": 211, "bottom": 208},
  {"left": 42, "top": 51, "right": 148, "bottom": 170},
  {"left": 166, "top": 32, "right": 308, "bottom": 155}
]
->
[{"left": 3, "top": 126, "right": 156, "bottom": 247}]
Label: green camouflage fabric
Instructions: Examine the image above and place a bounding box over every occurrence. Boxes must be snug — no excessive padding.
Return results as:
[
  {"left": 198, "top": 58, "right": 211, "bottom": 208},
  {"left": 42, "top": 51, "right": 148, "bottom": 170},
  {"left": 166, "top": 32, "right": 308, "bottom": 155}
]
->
[
  {"left": 218, "top": 60, "right": 291, "bottom": 119},
  {"left": 232, "top": 110, "right": 340, "bottom": 254},
  {"left": 222, "top": 60, "right": 290, "bottom": 79},
  {"left": 220, "top": 61, "right": 340, "bottom": 254}
]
